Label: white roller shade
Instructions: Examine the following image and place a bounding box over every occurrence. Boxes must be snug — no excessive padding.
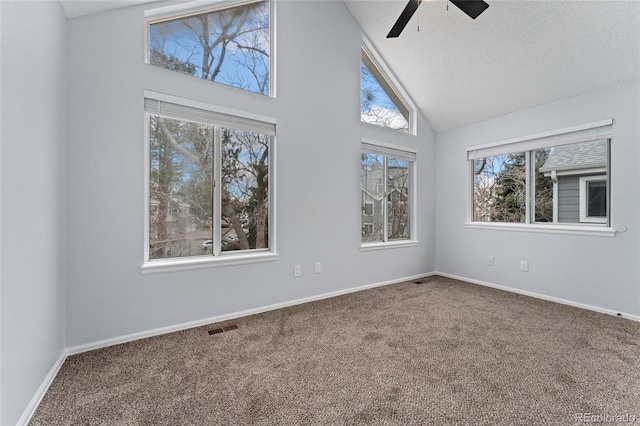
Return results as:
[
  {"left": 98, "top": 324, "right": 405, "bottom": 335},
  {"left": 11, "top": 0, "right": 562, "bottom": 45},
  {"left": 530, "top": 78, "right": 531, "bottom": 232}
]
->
[
  {"left": 144, "top": 97, "right": 276, "bottom": 136},
  {"left": 362, "top": 140, "right": 416, "bottom": 162},
  {"left": 467, "top": 119, "right": 613, "bottom": 160}
]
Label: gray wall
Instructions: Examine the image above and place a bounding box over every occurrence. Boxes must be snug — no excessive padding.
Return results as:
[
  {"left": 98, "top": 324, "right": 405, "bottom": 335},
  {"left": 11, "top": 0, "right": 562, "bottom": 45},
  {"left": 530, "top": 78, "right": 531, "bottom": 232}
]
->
[
  {"left": 435, "top": 80, "right": 640, "bottom": 315},
  {"left": 0, "top": 2, "right": 67, "bottom": 424},
  {"left": 65, "top": 0, "right": 436, "bottom": 348},
  {"left": 558, "top": 175, "right": 579, "bottom": 223}
]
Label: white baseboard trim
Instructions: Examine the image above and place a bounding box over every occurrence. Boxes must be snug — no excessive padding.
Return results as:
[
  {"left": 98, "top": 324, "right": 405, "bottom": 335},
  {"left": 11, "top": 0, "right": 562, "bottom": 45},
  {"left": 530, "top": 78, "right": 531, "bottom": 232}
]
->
[
  {"left": 435, "top": 271, "right": 640, "bottom": 323},
  {"left": 17, "top": 349, "right": 68, "bottom": 426},
  {"left": 67, "top": 272, "right": 434, "bottom": 356}
]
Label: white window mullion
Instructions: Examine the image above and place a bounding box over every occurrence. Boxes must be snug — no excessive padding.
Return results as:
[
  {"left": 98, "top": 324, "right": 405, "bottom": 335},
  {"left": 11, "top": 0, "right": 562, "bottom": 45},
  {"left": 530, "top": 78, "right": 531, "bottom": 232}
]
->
[
  {"left": 526, "top": 151, "right": 532, "bottom": 224},
  {"left": 267, "top": 135, "right": 276, "bottom": 253},
  {"left": 143, "top": 114, "right": 152, "bottom": 263},
  {"left": 383, "top": 156, "right": 389, "bottom": 242},
  {"left": 213, "top": 127, "right": 222, "bottom": 256},
  {"left": 607, "top": 138, "right": 611, "bottom": 227},
  {"left": 552, "top": 171, "right": 559, "bottom": 223},
  {"left": 409, "top": 161, "right": 415, "bottom": 238}
]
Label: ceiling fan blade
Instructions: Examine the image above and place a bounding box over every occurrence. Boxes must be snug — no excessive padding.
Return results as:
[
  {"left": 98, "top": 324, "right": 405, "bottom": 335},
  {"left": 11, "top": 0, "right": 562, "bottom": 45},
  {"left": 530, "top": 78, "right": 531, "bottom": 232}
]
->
[
  {"left": 387, "top": 0, "right": 423, "bottom": 38},
  {"left": 450, "top": 0, "right": 489, "bottom": 19}
]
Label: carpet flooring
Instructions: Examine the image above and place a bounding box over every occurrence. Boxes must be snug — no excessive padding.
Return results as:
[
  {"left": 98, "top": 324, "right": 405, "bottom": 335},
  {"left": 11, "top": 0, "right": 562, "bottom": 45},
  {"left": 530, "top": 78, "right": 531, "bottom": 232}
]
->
[{"left": 30, "top": 276, "right": 640, "bottom": 425}]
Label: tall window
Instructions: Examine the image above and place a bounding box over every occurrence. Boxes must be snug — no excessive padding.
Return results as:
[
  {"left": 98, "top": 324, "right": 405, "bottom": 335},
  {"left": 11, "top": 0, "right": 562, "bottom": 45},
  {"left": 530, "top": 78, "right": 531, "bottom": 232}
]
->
[
  {"left": 468, "top": 121, "right": 612, "bottom": 227},
  {"left": 147, "top": 0, "right": 271, "bottom": 96},
  {"left": 361, "top": 142, "right": 415, "bottom": 244},
  {"left": 145, "top": 95, "right": 274, "bottom": 261},
  {"left": 361, "top": 46, "right": 411, "bottom": 133}
]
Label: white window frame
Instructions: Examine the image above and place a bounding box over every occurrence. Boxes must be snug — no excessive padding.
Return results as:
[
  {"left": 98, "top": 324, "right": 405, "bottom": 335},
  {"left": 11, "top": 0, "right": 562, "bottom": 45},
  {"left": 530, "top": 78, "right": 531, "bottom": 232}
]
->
[
  {"left": 580, "top": 175, "right": 608, "bottom": 224},
  {"left": 361, "top": 37, "right": 416, "bottom": 135},
  {"left": 361, "top": 138, "right": 418, "bottom": 251},
  {"left": 141, "top": 91, "right": 278, "bottom": 274},
  {"left": 466, "top": 119, "right": 615, "bottom": 237},
  {"left": 144, "top": 0, "right": 276, "bottom": 98}
]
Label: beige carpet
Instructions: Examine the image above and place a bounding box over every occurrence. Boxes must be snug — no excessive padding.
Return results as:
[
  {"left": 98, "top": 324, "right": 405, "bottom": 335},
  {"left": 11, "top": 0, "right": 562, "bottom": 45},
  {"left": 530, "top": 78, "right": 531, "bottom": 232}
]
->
[{"left": 30, "top": 276, "right": 640, "bottom": 425}]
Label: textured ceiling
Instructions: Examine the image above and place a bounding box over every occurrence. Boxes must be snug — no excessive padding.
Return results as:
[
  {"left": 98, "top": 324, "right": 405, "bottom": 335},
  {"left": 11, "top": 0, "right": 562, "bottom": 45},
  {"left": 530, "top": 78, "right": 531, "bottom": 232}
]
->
[
  {"left": 345, "top": 0, "right": 640, "bottom": 131},
  {"left": 60, "top": 0, "right": 640, "bottom": 132}
]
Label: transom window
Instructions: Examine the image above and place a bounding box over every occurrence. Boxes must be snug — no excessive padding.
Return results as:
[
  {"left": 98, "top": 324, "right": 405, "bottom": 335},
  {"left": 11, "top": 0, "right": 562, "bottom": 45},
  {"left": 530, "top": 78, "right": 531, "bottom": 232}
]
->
[
  {"left": 147, "top": 0, "right": 272, "bottom": 96},
  {"left": 145, "top": 94, "right": 275, "bottom": 263},
  {"left": 468, "top": 121, "right": 612, "bottom": 228},
  {"left": 361, "top": 141, "right": 416, "bottom": 244},
  {"left": 360, "top": 45, "right": 412, "bottom": 134}
]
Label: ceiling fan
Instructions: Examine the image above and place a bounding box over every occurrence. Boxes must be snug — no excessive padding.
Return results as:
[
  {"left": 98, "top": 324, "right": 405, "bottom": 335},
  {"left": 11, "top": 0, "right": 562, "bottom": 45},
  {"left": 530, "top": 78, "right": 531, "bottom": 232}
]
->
[{"left": 387, "top": 0, "right": 490, "bottom": 38}]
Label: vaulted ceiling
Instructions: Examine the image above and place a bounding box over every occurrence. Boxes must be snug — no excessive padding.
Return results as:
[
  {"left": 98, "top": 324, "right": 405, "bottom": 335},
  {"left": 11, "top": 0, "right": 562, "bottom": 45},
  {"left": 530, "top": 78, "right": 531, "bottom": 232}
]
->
[
  {"left": 61, "top": 0, "right": 640, "bottom": 132},
  {"left": 345, "top": 0, "right": 640, "bottom": 131}
]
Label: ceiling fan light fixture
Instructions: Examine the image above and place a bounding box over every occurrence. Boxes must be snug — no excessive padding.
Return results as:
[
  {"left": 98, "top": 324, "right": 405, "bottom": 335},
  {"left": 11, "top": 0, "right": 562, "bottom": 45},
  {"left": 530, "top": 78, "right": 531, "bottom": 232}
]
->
[
  {"left": 386, "top": 0, "right": 489, "bottom": 38},
  {"left": 450, "top": 0, "right": 489, "bottom": 20}
]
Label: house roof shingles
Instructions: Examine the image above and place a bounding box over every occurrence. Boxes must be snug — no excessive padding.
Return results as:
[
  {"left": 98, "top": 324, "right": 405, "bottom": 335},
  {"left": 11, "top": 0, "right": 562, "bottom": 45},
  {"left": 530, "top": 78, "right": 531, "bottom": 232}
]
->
[{"left": 539, "top": 139, "right": 607, "bottom": 173}]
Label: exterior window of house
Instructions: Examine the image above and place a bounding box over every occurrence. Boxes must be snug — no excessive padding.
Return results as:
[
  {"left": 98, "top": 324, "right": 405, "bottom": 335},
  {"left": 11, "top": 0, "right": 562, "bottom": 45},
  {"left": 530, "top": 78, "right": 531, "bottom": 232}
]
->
[
  {"left": 147, "top": 0, "right": 272, "bottom": 96},
  {"left": 361, "top": 45, "right": 413, "bottom": 134},
  {"left": 364, "top": 202, "right": 374, "bottom": 215},
  {"left": 144, "top": 94, "right": 275, "bottom": 266},
  {"left": 580, "top": 176, "right": 607, "bottom": 223},
  {"left": 361, "top": 141, "right": 416, "bottom": 245},
  {"left": 467, "top": 120, "right": 612, "bottom": 231}
]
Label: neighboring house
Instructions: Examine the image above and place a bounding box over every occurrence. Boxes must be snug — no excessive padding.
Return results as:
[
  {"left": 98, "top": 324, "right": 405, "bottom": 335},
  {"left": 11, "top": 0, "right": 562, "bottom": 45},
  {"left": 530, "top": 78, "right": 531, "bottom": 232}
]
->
[
  {"left": 361, "top": 160, "right": 409, "bottom": 240},
  {"left": 539, "top": 139, "right": 608, "bottom": 224}
]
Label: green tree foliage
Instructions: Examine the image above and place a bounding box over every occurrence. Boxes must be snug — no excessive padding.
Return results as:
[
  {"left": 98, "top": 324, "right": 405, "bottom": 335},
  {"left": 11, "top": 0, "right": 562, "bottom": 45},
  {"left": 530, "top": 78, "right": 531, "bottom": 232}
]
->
[
  {"left": 491, "top": 153, "right": 526, "bottom": 223},
  {"left": 474, "top": 150, "right": 553, "bottom": 224},
  {"left": 533, "top": 149, "right": 553, "bottom": 222}
]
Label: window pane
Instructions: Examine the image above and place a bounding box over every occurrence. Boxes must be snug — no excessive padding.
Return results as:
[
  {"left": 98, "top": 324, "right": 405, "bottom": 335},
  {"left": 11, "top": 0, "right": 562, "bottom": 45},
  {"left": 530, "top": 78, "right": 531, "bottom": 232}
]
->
[
  {"left": 473, "top": 153, "right": 526, "bottom": 223},
  {"left": 149, "top": 1, "right": 270, "bottom": 95},
  {"left": 221, "top": 128, "right": 269, "bottom": 251},
  {"left": 361, "top": 153, "right": 384, "bottom": 242},
  {"left": 587, "top": 181, "right": 607, "bottom": 217},
  {"left": 387, "top": 157, "right": 409, "bottom": 240},
  {"left": 361, "top": 61, "right": 409, "bottom": 133},
  {"left": 538, "top": 139, "right": 608, "bottom": 223},
  {"left": 533, "top": 148, "right": 554, "bottom": 222},
  {"left": 149, "top": 116, "right": 213, "bottom": 259}
]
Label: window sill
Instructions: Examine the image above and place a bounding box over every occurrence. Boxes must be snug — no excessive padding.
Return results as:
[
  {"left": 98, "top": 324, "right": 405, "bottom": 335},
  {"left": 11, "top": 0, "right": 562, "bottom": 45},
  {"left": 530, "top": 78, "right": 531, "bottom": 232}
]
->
[
  {"left": 465, "top": 222, "right": 616, "bottom": 237},
  {"left": 141, "top": 251, "right": 279, "bottom": 275},
  {"left": 360, "top": 240, "right": 418, "bottom": 252}
]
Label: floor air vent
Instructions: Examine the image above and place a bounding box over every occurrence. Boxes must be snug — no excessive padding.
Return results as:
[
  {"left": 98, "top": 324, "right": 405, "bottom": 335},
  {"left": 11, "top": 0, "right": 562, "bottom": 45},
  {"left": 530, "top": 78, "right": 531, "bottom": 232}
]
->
[{"left": 208, "top": 324, "right": 238, "bottom": 335}]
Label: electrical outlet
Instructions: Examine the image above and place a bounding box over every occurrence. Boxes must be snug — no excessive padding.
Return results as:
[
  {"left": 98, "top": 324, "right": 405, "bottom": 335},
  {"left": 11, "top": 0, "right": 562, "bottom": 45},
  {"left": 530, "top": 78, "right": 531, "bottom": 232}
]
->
[
  {"left": 520, "top": 261, "right": 529, "bottom": 272},
  {"left": 294, "top": 265, "right": 302, "bottom": 277},
  {"left": 487, "top": 256, "right": 494, "bottom": 266},
  {"left": 314, "top": 262, "right": 321, "bottom": 274}
]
